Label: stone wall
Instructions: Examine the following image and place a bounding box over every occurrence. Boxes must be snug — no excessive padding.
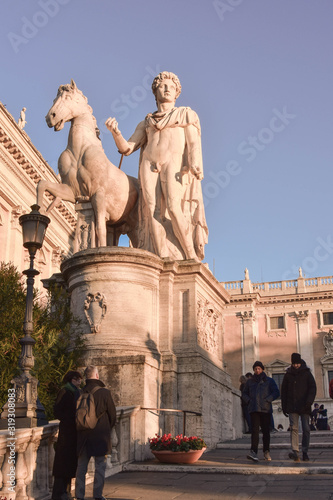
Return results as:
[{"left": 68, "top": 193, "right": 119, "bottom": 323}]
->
[{"left": 59, "top": 247, "right": 242, "bottom": 452}]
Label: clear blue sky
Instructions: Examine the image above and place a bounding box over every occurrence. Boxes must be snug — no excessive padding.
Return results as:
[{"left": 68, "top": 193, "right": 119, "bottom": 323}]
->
[{"left": 1, "top": 0, "right": 333, "bottom": 283}]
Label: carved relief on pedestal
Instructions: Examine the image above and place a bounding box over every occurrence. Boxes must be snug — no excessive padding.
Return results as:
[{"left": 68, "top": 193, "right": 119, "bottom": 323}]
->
[
  {"left": 197, "top": 299, "right": 219, "bottom": 355},
  {"left": 74, "top": 202, "right": 96, "bottom": 253},
  {"left": 84, "top": 292, "right": 107, "bottom": 333},
  {"left": 323, "top": 329, "right": 333, "bottom": 356},
  {"left": 14, "top": 373, "right": 38, "bottom": 404}
]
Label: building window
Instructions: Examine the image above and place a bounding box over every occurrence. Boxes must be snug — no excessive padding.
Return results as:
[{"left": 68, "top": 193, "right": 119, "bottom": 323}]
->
[
  {"left": 265, "top": 359, "right": 289, "bottom": 397},
  {"left": 320, "top": 356, "right": 333, "bottom": 398},
  {"left": 323, "top": 312, "right": 333, "bottom": 326},
  {"left": 272, "top": 373, "right": 285, "bottom": 394},
  {"left": 270, "top": 316, "right": 285, "bottom": 330}
]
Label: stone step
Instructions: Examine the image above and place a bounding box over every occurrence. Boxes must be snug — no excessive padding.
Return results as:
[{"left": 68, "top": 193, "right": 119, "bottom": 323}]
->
[
  {"left": 217, "top": 441, "right": 333, "bottom": 449},
  {"left": 123, "top": 463, "right": 333, "bottom": 475}
]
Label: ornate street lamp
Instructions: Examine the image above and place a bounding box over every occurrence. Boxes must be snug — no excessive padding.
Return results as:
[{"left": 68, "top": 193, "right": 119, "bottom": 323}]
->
[{"left": 0, "top": 205, "right": 50, "bottom": 428}]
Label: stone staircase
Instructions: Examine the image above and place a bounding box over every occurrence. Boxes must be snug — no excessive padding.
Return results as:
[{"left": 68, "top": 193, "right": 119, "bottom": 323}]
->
[{"left": 123, "top": 431, "right": 333, "bottom": 475}]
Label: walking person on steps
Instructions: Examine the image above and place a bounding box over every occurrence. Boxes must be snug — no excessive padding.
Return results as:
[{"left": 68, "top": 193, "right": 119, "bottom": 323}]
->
[
  {"left": 281, "top": 352, "right": 317, "bottom": 462},
  {"left": 242, "top": 361, "right": 280, "bottom": 462}
]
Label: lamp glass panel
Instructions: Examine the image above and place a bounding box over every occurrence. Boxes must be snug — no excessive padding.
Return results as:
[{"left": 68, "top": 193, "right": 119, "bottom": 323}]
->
[{"left": 22, "top": 219, "right": 47, "bottom": 247}]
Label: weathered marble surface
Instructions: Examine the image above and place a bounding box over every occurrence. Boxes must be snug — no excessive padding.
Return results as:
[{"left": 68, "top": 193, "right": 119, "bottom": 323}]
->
[
  {"left": 17, "top": 107, "right": 26, "bottom": 129},
  {"left": 58, "top": 247, "right": 240, "bottom": 449},
  {"left": 37, "top": 80, "right": 139, "bottom": 248},
  {"left": 106, "top": 71, "right": 208, "bottom": 262}
]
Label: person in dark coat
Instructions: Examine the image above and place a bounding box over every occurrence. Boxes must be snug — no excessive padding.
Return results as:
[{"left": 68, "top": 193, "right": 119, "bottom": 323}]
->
[
  {"left": 239, "top": 375, "right": 252, "bottom": 433},
  {"left": 75, "top": 366, "right": 117, "bottom": 500},
  {"left": 242, "top": 361, "right": 280, "bottom": 462},
  {"left": 316, "top": 404, "right": 328, "bottom": 430},
  {"left": 281, "top": 353, "right": 317, "bottom": 462},
  {"left": 52, "top": 370, "right": 82, "bottom": 500}
]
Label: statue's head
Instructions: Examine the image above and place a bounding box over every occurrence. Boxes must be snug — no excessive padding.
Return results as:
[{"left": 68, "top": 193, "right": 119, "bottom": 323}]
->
[{"left": 152, "top": 71, "right": 182, "bottom": 104}]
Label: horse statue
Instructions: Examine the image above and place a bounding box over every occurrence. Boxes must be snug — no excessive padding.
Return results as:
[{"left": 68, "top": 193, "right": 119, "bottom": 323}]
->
[{"left": 37, "top": 79, "right": 139, "bottom": 247}]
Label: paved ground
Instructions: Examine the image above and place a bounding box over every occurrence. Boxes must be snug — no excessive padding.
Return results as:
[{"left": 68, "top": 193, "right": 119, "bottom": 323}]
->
[{"left": 85, "top": 431, "right": 333, "bottom": 500}]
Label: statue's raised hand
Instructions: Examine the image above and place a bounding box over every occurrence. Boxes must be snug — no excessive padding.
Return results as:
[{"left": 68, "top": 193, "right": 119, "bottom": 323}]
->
[{"left": 105, "top": 117, "right": 121, "bottom": 136}]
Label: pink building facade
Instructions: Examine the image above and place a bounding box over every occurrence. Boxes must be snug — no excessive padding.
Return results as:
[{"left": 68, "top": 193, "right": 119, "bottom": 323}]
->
[{"left": 222, "top": 270, "right": 333, "bottom": 428}]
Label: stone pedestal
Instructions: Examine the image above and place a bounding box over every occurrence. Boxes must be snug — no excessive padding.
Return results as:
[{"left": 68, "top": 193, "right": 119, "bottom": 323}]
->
[{"left": 60, "top": 248, "right": 239, "bottom": 453}]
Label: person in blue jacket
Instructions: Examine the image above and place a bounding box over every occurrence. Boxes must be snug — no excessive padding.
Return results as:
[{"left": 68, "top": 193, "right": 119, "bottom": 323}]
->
[{"left": 242, "top": 361, "right": 280, "bottom": 462}]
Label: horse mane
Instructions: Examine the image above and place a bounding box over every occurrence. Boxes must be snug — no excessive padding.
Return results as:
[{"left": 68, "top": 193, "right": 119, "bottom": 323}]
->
[{"left": 56, "top": 83, "right": 100, "bottom": 139}]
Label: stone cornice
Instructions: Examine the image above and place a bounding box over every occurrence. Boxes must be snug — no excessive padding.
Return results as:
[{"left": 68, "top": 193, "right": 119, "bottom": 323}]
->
[
  {"left": 0, "top": 102, "right": 76, "bottom": 229},
  {"left": 228, "top": 290, "right": 333, "bottom": 306},
  {"left": 163, "top": 259, "right": 231, "bottom": 304}
]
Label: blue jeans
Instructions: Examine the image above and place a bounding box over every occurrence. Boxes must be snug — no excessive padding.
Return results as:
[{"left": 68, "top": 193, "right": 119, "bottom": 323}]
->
[
  {"left": 75, "top": 451, "right": 107, "bottom": 499},
  {"left": 289, "top": 413, "right": 310, "bottom": 453}
]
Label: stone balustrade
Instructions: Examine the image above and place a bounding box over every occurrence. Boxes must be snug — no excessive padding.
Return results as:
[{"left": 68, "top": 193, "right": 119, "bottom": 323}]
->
[
  {"left": 0, "top": 406, "right": 140, "bottom": 500},
  {"left": 0, "top": 395, "right": 242, "bottom": 500},
  {"left": 222, "top": 275, "right": 333, "bottom": 296}
]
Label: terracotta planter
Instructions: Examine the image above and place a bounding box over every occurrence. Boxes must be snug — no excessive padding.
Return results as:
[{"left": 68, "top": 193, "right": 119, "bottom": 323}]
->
[{"left": 151, "top": 448, "right": 206, "bottom": 464}]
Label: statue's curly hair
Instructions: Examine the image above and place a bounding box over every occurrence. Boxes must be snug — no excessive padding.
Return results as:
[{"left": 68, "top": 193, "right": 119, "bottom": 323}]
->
[{"left": 151, "top": 71, "right": 182, "bottom": 101}]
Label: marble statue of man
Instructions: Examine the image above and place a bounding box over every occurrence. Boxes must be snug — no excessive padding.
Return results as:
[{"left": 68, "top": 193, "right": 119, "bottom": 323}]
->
[
  {"left": 18, "top": 107, "right": 27, "bottom": 129},
  {"left": 105, "top": 71, "right": 208, "bottom": 261}
]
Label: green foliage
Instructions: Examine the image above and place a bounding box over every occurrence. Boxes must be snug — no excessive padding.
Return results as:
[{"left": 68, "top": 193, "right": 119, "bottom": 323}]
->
[
  {"left": 0, "top": 262, "right": 86, "bottom": 420},
  {"left": 0, "top": 263, "right": 26, "bottom": 406}
]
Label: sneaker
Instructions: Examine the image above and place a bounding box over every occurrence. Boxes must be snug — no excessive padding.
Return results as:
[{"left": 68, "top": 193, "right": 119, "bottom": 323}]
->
[
  {"left": 264, "top": 451, "right": 272, "bottom": 461},
  {"left": 302, "top": 452, "right": 309, "bottom": 462},
  {"left": 288, "top": 451, "right": 300, "bottom": 462},
  {"left": 247, "top": 450, "right": 259, "bottom": 462}
]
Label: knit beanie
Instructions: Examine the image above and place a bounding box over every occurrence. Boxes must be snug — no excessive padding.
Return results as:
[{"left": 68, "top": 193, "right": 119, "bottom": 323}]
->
[
  {"left": 291, "top": 353, "right": 302, "bottom": 364},
  {"left": 253, "top": 361, "right": 265, "bottom": 371}
]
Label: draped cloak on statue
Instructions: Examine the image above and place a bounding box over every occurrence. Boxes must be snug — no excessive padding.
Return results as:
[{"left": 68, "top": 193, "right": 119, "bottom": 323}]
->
[{"left": 128, "top": 106, "right": 208, "bottom": 261}]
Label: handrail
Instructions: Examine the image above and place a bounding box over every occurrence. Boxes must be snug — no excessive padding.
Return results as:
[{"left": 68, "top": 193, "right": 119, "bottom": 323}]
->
[{"left": 141, "top": 407, "right": 202, "bottom": 436}]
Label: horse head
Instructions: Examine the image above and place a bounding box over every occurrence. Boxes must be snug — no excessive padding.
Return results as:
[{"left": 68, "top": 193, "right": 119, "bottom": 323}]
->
[{"left": 45, "top": 79, "right": 92, "bottom": 131}]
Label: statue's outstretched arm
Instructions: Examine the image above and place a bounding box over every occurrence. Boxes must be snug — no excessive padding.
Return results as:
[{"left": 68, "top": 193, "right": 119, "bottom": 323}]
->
[{"left": 105, "top": 117, "right": 146, "bottom": 155}]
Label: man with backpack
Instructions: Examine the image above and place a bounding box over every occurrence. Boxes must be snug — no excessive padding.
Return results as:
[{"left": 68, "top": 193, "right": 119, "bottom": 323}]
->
[{"left": 75, "top": 366, "right": 117, "bottom": 500}]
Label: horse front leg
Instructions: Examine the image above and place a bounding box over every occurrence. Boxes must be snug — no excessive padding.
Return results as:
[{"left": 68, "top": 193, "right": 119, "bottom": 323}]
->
[
  {"left": 36, "top": 179, "right": 76, "bottom": 213},
  {"left": 36, "top": 180, "right": 49, "bottom": 211},
  {"left": 91, "top": 190, "right": 107, "bottom": 247}
]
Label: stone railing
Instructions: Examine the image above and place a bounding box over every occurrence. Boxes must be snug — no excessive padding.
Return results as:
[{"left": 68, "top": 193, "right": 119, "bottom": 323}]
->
[
  {"left": 222, "top": 275, "right": 333, "bottom": 296},
  {"left": 0, "top": 406, "right": 141, "bottom": 500}
]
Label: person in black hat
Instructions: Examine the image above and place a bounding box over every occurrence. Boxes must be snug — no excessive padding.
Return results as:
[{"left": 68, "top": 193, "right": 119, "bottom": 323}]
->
[
  {"left": 281, "top": 353, "right": 317, "bottom": 462},
  {"left": 242, "top": 361, "right": 280, "bottom": 462}
]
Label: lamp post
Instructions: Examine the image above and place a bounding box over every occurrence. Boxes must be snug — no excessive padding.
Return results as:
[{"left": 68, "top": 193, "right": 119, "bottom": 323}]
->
[{"left": 0, "top": 205, "right": 50, "bottom": 428}]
